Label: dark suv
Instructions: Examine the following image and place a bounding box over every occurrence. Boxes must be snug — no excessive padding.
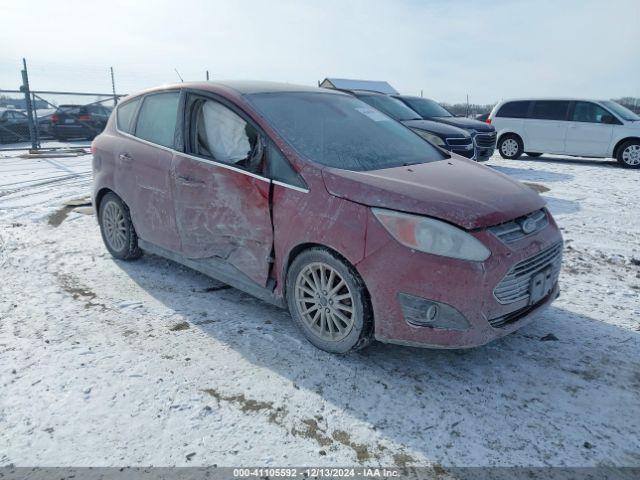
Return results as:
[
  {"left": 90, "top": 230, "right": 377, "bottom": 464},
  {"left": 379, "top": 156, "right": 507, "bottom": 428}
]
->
[
  {"left": 394, "top": 96, "right": 497, "bottom": 161},
  {"left": 51, "top": 104, "right": 112, "bottom": 141},
  {"left": 332, "top": 90, "right": 476, "bottom": 160}
]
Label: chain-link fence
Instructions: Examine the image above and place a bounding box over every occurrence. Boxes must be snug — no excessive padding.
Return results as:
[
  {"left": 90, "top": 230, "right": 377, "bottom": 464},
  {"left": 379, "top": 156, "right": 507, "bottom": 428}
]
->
[{"left": 0, "top": 59, "right": 125, "bottom": 151}]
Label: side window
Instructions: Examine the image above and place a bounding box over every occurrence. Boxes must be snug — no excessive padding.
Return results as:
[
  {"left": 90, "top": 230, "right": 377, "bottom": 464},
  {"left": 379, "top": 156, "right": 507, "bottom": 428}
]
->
[
  {"left": 530, "top": 101, "right": 570, "bottom": 121},
  {"left": 267, "top": 142, "right": 307, "bottom": 189},
  {"left": 496, "top": 101, "right": 530, "bottom": 118},
  {"left": 116, "top": 98, "right": 141, "bottom": 134},
  {"left": 188, "top": 97, "right": 260, "bottom": 171},
  {"left": 135, "top": 92, "right": 180, "bottom": 147},
  {"left": 572, "top": 102, "right": 612, "bottom": 123}
]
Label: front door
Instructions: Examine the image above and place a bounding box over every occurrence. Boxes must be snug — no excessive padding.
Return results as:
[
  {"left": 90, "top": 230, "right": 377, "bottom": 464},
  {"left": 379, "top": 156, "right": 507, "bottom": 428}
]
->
[
  {"left": 564, "top": 102, "right": 614, "bottom": 157},
  {"left": 171, "top": 94, "right": 273, "bottom": 287},
  {"left": 113, "top": 91, "right": 182, "bottom": 252},
  {"left": 523, "top": 100, "right": 570, "bottom": 154}
]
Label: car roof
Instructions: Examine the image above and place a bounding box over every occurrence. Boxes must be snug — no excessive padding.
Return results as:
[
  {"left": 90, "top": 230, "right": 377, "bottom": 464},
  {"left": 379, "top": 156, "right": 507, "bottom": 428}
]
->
[
  {"left": 496, "top": 97, "right": 608, "bottom": 103},
  {"left": 128, "top": 80, "right": 347, "bottom": 98}
]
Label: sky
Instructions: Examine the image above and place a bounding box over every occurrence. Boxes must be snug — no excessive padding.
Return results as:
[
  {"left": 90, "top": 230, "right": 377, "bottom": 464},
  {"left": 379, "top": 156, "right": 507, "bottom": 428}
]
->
[{"left": 1, "top": 0, "right": 639, "bottom": 104}]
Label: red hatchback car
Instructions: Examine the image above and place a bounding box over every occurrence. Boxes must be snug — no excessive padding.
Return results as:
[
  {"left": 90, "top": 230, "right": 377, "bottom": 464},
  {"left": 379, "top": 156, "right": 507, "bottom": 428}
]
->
[{"left": 92, "top": 81, "right": 563, "bottom": 353}]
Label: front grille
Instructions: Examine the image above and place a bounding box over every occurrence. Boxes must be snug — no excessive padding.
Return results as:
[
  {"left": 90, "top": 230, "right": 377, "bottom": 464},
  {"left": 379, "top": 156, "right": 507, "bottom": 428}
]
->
[
  {"left": 489, "top": 209, "right": 548, "bottom": 243},
  {"left": 489, "top": 293, "right": 552, "bottom": 328},
  {"left": 474, "top": 132, "right": 497, "bottom": 148},
  {"left": 446, "top": 137, "right": 472, "bottom": 147},
  {"left": 493, "top": 241, "right": 563, "bottom": 304}
]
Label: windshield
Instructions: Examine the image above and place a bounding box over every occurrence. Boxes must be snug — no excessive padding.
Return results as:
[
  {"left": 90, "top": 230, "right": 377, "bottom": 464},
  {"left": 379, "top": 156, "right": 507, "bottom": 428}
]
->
[
  {"left": 399, "top": 97, "right": 452, "bottom": 118},
  {"left": 602, "top": 101, "right": 640, "bottom": 121},
  {"left": 246, "top": 92, "right": 446, "bottom": 171},
  {"left": 358, "top": 94, "right": 422, "bottom": 121}
]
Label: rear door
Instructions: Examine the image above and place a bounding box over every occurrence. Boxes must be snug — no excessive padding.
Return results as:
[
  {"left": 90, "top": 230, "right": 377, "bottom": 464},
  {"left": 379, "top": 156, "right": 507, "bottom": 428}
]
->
[
  {"left": 564, "top": 101, "right": 614, "bottom": 156},
  {"left": 113, "top": 91, "right": 182, "bottom": 252},
  {"left": 524, "top": 101, "right": 570, "bottom": 153},
  {"left": 171, "top": 92, "right": 273, "bottom": 287}
]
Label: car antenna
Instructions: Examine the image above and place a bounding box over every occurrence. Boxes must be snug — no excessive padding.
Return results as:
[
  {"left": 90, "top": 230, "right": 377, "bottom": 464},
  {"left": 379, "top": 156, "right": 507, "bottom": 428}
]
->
[{"left": 174, "top": 68, "right": 184, "bottom": 82}]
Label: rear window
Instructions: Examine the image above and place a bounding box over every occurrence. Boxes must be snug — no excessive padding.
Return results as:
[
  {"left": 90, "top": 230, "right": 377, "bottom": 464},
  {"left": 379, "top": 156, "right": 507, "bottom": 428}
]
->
[
  {"left": 116, "top": 98, "right": 141, "bottom": 134},
  {"left": 530, "top": 101, "right": 570, "bottom": 121},
  {"left": 496, "top": 101, "right": 530, "bottom": 118},
  {"left": 57, "top": 105, "right": 83, "bottom": 115},
  {"left": 134, "top": 92, "right": 180, "bottom": 148}
]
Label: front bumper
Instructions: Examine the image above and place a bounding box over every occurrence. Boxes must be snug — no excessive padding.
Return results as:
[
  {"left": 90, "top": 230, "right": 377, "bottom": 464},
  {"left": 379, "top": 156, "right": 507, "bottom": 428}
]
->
[{"left": 356, "top": 210, "right": 563, "bottom": 348}]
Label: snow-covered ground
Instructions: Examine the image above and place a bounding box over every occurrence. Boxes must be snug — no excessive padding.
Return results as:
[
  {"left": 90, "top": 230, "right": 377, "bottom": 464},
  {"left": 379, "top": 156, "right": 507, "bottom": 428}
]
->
[{"left": 0, "top": 150, "right": 638, "bottom": 468}]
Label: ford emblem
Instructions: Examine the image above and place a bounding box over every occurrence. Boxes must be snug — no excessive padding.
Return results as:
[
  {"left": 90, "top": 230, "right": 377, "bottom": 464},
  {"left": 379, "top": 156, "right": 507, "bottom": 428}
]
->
[{"left": 521, "top": 217, "right": 537, "bottom": 234}]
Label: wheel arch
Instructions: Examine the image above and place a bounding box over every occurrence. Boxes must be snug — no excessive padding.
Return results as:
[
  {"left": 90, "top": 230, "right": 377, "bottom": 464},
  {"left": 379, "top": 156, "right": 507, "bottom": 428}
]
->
[
  {"left": 281, "top": 242, "right": 371, "bottom": 306},
  {"left": 612, "top": 137, "right": 640, "bottom": 158},
  {"left": 94, "top": 187, "right": 116, "bottom": 212},
  {"left": 497, "top": 131, "right": 523, "bottom": 145}
]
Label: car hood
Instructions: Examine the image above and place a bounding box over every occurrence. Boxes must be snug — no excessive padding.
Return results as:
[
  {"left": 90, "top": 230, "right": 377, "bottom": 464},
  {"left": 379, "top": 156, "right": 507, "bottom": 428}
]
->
[
  {"left": 431, "top": 116, "right": 495, "bottom": 133},
  {"left": 402, "top": 119, "right": 470, "bottom": 137},
  {"left": 322, "top": 157, "right": 545, "bottom": 230}
]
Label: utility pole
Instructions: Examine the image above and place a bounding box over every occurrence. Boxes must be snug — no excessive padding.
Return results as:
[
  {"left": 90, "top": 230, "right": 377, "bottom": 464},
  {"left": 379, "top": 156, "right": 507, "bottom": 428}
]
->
[
  {"left": 420, "top": 89, "right": 423, "bottom": 97},
  {"left": 206, "top": 70, "right": 210, "bottom": 81},
  {"left": 110, "top": 67, "right": 118, "bottom": 105},
  {"left": 466, "top": 94, "right": 470, "bottom": 117},
  {"left": 20, "top": 58, "right": 38, "bottom": 150}
]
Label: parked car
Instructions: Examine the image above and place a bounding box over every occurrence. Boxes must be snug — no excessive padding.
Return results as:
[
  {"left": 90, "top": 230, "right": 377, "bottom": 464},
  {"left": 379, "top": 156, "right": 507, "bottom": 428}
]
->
[
  {"left": 93, "top": 81, "right": 563, "bottom": 353},
  {"left": 51, "top": 104, "right": 112, "bottom": 141},
  {"left": 35, "top": 108, "right": 57, "bottom": 139},
  {"left": 0, "top": 108, "right": 29, "bottom": 143},
  {"left": 331, "top": 89, "right": 476, "bottom": 160},
  {"left": 394, "top": 96, "right": 497, "bottom": 161},
  {"left": 488, "top": 98, "right": 640, "bottom": 168}
]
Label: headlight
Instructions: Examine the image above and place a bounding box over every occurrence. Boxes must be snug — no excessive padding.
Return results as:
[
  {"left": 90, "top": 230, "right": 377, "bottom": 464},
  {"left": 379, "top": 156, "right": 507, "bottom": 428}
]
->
[
  {"left": 372, "top": 208, "right": 491, "bottom": 261},
  {"left": 412, "top": 129, "right": 445, "bottom": 147}
]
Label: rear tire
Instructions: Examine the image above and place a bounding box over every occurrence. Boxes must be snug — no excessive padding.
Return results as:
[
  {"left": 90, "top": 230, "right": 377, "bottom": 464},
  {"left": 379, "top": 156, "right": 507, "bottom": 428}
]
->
[
  {"left": 498, "top": 134, "right": 524, "bottom": 159},
  {"left": 286, "top": 248, "right": 373, "bottom": 354},
  {"left": 616, "top": 140, "right": 640, "bottom": 169},
  {"left": 525, "top": 152, "right": 542, "bottom": 157},
  {"left": 98, "top": 192, "right": 142, "bottom": 260}
]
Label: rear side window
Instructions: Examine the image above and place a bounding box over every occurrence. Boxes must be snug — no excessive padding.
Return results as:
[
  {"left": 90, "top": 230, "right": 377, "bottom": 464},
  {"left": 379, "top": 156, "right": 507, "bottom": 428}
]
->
[
  {"left": 135, "top": 92, "right": 180, "bottom": 147},
  {"left": 530, "top": 101, "right": 570, "bottom": 121},
  {"left": 571, "top": 102, "right": 612, "bottom": 123},
  {"left": 496, "top": 101, "right": 530, "bottom": 118},
  {"left": 116, "top": 98, "right": 141, "bottom": 134}
]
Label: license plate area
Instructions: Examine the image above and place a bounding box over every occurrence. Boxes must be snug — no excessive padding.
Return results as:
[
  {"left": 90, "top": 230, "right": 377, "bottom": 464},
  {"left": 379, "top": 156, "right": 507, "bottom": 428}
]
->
[
  {"left": 529, "top": 267, "right": 553, "bottom": 305},
  {"left": 64, "top": 119, "right": 75, "bottom": 124}
]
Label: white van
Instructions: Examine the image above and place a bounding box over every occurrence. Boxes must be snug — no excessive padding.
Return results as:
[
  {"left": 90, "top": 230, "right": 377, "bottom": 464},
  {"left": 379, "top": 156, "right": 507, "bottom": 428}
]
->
[{"left": 488, "top": 99, "right": 640, "bottom": 168}]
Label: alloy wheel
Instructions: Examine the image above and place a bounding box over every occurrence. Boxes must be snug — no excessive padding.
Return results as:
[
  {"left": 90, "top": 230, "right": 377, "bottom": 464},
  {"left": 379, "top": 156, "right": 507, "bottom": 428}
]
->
[
  {"left": 102, "top": 200, "right": 127, "bottom": 252},
  {"left": 294, "top": 262, "right": 355, "bottom": 341},
  {"left": 622, "top": 144, "right": 640, "bottom": 166},
  {"left": 501, "top": 138, "right": 519, "bottom": 157}
]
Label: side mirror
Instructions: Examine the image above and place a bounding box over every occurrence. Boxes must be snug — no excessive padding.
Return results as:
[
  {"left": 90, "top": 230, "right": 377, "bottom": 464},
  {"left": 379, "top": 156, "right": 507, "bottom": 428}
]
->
[{"left": 601, "top": 114, "right": 616, "bottom": 124}]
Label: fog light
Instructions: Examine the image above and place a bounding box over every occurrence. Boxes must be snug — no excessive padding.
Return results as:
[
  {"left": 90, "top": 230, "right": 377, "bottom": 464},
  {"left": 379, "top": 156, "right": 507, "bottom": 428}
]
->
[{"left": 398, "top": 293, "right": 470, "bottom": 331}]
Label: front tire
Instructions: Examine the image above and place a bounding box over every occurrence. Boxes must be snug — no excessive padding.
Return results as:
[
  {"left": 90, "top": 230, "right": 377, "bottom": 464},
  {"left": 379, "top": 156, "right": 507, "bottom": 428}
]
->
[
  {"left": 617, "top": 140, "right": 640, "bottom": 169},
  {"left": 498, "top": 134, "right": 524, "bottom": 159},
  {"left": 286, "top": 248, "right": 373, "bottom": 354},
  {"left": 98, "top": 192, "right": 142, "bottom": 260}
]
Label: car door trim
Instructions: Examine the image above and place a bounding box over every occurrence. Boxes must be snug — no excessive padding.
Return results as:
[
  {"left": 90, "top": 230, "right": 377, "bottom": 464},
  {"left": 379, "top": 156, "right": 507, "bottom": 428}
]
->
[{"left": 116, "top": 120, "right": 307, "bottom": 192}]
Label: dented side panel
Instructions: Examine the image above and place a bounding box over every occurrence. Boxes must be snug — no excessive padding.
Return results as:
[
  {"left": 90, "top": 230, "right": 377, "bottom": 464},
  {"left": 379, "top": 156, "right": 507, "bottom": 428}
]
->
[{"left": 171, "top": 153, "right": 273, "bottom": 287}]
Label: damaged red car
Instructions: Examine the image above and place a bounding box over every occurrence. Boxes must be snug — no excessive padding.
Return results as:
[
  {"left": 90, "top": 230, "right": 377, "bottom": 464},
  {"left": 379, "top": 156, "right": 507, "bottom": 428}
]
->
[{"left": 92, "top": 81, "right": 563, "bottom": 353}]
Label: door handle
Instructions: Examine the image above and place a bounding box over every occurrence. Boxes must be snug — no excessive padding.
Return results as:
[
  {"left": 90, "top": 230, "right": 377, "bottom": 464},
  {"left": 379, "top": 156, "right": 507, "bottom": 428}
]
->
[
  {"left": 176, "top": 174, "right": 205, "bottom": 186},
  {"left": 119, "top": 153, "right": 133, "bottom": 163}
]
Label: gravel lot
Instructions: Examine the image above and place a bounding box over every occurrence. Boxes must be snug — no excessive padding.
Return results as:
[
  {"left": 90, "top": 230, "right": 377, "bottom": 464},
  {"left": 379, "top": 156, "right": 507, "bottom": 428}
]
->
[{"left": 1, "top": 148, "right": 639, "bottom": 467}]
